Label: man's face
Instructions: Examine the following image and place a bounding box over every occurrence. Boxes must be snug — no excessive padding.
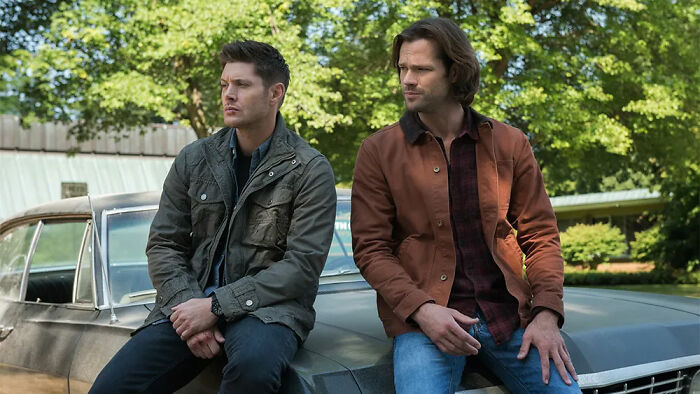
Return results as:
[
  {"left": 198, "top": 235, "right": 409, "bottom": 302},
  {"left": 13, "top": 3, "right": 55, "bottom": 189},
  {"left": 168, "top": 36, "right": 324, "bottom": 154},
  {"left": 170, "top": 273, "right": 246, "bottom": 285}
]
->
[
  {"left": 220, "top": 62, "right": 276, "bottom": 129},
  {"left": 397, "top": 39, "right": 452, "bottom": 113}
]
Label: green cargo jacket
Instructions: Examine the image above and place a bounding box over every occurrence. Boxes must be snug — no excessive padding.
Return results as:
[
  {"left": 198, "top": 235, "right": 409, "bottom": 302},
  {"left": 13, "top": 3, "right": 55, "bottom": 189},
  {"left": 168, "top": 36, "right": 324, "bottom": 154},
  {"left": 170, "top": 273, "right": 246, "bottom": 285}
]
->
[{"left": 143, "top": 113, "right": 337, "bottom": 341}]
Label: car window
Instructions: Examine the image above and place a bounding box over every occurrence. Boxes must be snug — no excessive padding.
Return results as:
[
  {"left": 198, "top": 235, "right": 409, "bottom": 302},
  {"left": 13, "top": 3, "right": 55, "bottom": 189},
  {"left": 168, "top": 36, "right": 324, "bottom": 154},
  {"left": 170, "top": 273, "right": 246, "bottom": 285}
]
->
[
  {"left": 102, "top": 200, "right": 358, "bottom": 305},
  {"left": 0, "top": 223, "right": 38, "bottom": 300},
  {"left": 75, "top": 222, "right": 93, "bottom": 304},
  {"left": 322, "top": 200, "right": 358, "bottom": 276},
  {"left": 25, "top": 221, "right": 87, "bottom": 303},
  {"left": 106, "top": 209, "right": 157, "bottom": 305}
]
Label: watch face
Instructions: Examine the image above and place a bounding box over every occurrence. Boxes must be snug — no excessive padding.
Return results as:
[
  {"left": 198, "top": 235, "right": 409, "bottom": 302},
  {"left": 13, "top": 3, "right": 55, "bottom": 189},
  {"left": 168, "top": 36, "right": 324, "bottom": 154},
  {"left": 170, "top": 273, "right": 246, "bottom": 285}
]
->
[{"left": 211, "top": 296, "right": 224, "bottom": 317}]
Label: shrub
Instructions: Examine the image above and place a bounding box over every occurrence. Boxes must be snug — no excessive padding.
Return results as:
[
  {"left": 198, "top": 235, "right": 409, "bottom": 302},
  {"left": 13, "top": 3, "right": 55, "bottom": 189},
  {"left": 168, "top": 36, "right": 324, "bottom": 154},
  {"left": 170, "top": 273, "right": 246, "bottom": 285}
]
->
[
  {"left": 560, "top": 223, "right": 626, "bottom": 270},
  {"left": 564, "top": 268, "right": 700, "bottom": 286},
  {"left": 630, "top": 225, "right": 664, "bottom": 262}
]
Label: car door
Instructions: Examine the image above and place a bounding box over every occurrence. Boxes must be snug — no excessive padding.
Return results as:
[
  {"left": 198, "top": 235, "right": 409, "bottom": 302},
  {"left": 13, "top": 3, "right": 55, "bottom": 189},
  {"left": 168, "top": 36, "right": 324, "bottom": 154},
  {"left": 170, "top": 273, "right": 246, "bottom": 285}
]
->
[
  {"left": 0, "top": 221, "right": 40, "bottom": 390},
  {"left": 0, "top": 218, "right": 98, "bottom": 393}
]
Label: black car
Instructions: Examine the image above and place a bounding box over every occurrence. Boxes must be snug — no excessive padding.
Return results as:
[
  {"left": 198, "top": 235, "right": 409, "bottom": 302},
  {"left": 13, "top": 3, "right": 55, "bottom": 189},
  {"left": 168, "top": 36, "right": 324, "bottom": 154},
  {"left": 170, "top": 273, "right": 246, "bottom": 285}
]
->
[{"left": 0, "top": 190, "right": 698, "bottom": 393}]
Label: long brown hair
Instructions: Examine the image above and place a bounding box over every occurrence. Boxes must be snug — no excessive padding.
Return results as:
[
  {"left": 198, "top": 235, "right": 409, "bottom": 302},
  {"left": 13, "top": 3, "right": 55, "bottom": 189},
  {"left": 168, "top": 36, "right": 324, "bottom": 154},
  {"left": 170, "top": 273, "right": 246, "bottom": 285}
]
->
[{"left": 392, "top": 18, "right": 480, "bottom": 106}]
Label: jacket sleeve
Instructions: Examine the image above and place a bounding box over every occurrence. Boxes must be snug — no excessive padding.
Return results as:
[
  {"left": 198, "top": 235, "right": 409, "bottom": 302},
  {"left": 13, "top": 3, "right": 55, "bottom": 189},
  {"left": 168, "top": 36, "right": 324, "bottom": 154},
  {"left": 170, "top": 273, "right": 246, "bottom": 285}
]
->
[
  {"left": 508, "top": 133, "right": 565, "bottom": 326},
  {"left": 146, "top": 148, "right": 204, "bottom": 317},
  {"left": 351, "top": 140, "right": 434, "bottom": 323},
  {"left": 213, "top": 156, "right": 337, "bottom": 320}
]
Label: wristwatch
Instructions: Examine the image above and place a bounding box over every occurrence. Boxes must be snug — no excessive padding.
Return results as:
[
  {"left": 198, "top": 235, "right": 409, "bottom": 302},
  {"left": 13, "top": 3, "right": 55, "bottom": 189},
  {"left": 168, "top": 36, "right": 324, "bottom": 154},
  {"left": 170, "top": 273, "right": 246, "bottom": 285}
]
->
[{"left": 210, "top": 294, "right": 224, "bottom": 317}]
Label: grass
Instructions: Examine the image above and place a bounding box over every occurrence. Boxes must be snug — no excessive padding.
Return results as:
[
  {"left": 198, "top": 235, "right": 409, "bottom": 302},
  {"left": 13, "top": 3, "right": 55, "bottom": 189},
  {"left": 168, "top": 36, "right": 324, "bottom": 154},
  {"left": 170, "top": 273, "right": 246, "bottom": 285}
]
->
[{"left": 581, "top": 284, "right": 700, "bottom": 298}]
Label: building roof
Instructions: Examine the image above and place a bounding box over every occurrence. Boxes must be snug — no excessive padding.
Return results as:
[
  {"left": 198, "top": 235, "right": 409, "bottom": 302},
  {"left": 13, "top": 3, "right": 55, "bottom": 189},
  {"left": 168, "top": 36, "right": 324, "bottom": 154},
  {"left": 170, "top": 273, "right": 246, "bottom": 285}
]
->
[
  {"left": 0, "top": 115, "right": 197, "bottom": 156},
  {"left": 550, "top": 188, "right": 664, "bottom": 213},
  {"left": 0, "top": 151, "right": 174, "bottom": 219}
]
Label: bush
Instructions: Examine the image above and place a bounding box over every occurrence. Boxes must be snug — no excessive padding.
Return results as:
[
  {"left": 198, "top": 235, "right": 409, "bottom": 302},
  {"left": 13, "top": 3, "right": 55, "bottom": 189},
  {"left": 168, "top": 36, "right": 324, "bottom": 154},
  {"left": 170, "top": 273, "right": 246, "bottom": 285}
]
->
[
  {"left": 564, "top": 268, "right": 700, "bottom": 286},
  {"left": 630, "top": 225, "right": 664, "bottom": 262},
  {"left": 560, "top": 223, "right": 626, "bottom": 270}
]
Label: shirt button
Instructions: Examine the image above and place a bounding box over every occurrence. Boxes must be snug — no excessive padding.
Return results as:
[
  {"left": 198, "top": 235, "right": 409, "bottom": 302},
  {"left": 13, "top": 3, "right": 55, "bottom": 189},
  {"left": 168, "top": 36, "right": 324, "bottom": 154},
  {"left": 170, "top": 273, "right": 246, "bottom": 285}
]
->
[
  {"left": 245, "top": 299, "right": 253, "bottom": 307},
  {"left": 437, "top": 220, "right": 443, "bottom": 227},
  {"left": 440, "top": 274, "right": 447, "bottom": 281},
  {"left": 268, "top": 171, "right": 274, "bottom": 177},
  {"left": 200, "top": 193, "right": 207, "bottom": 201},
  {"left": 291, "top": 159, "right": 297, "bottom": 165},
  {"left": 433, "top": 167, "right": 440, "bottom": 173}
]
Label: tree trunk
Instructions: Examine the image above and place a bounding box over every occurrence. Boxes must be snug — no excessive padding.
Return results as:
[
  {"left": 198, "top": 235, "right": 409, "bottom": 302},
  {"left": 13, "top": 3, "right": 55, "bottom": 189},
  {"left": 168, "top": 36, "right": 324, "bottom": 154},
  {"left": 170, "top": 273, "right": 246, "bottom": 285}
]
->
[{"left": 185, "top": 80, "right": 210, "bottom": 139}]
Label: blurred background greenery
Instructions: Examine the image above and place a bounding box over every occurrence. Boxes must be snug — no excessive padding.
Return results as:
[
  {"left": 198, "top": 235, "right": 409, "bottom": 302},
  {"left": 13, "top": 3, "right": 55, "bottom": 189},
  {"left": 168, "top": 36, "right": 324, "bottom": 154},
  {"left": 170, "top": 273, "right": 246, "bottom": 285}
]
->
[{"left": 1, "top": 0, "right": 697, "bottom": 284}]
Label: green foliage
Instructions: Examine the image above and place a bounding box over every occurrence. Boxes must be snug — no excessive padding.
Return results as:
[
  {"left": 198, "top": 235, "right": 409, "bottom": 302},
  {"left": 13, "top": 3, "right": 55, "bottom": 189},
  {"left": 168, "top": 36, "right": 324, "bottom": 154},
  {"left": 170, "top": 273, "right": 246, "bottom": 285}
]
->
[
  {"left": 564, "top": 268, "right": 700, "bottom": 286},
  {"left": 2, "top": 1, "right": 698, "bottom": 259},
  {"left": 560, "top": 223, "right": 627, "bottom": 269},
  {"left": 630, "top": 225, "right": 663, "bottom": 262},
  {"left": 655, "top": 167, "right": 700, "bottom": 269},
  {"left": 3, "top": 0, "right": 348, "bottom": 143}
]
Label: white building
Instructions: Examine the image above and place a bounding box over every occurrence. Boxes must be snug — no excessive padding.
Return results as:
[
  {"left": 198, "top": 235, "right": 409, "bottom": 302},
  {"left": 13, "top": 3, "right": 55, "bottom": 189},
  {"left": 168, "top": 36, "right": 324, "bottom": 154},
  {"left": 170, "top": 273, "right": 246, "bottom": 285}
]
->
[{"left": 0, "top": 115, "right": 197, "bottom": 219}]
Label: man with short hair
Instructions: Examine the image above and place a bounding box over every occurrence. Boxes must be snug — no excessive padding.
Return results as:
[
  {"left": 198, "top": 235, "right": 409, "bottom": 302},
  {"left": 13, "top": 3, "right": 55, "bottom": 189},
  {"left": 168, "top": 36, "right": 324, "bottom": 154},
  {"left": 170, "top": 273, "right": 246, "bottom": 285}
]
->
[
  {"left": 351, "top": 18, "right": 580, "bottom": 393},
  {"left": 91, "top": 40, "right": 337, "bottom": 393}
]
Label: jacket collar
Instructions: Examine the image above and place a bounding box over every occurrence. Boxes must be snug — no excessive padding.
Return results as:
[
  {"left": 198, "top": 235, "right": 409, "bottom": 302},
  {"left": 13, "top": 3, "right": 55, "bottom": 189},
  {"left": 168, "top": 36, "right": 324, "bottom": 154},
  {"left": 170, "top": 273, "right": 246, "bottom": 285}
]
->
[
  {"left": 399, "top": 106, "right": 492, "bottom": 144},
  {"left": 202, "top": 112, "right": 294, "bottom": 210},
  {"left": 209, "top": 112, "right": 293, "bottom": 165}
]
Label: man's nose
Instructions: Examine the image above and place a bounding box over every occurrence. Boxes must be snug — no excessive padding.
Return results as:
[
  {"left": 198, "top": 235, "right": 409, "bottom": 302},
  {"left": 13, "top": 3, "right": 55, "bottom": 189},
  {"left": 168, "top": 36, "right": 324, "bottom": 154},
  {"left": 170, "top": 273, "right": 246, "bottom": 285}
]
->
[
  {"left": 223, "top": 85, "right": 237, "bottom": 100},
  {"left": 402, "top": 70, "right": 417, "bottom": 86}
]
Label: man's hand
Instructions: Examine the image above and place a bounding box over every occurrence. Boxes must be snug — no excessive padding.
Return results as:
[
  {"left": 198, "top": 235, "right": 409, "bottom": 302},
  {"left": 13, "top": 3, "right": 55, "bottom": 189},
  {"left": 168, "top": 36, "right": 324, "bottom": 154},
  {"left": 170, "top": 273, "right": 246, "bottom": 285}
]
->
[
  {"left": 186, "top": 327, "right": 225, "bottom": 359},
  {"left": 170, "top": 298, "right": 218, "bottom": 341},
  {"left": 410, "top": 303, "right": 481, "bottom": 356},
  {"left": 517, "top": 309, "right": 578, "bottom": 385}
]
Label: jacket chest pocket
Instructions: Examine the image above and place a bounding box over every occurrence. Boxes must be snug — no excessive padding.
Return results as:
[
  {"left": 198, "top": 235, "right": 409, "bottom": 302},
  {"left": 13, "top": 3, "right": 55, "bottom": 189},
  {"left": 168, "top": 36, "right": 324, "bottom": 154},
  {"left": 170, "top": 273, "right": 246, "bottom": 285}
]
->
[
  {"left": 188, "top": 180, "right": 226, "bottom": 238},
  {"left": 243, "top": 188, "right": 293, "bottom": 247}
]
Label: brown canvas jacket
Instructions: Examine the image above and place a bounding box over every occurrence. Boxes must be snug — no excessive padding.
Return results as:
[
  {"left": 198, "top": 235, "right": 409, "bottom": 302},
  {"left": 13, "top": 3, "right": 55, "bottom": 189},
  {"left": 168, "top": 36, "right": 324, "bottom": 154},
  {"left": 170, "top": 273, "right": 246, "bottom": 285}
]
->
[{"left": 351, "top": 107, "right": 564, "bottom": 338}]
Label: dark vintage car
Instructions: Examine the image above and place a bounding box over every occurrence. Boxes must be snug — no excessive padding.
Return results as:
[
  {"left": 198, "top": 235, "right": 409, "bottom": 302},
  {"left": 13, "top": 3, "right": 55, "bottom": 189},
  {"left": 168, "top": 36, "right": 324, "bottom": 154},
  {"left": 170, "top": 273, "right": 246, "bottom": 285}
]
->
[{"left": 0, "top": 190, "right": 698, "bottom": 393}]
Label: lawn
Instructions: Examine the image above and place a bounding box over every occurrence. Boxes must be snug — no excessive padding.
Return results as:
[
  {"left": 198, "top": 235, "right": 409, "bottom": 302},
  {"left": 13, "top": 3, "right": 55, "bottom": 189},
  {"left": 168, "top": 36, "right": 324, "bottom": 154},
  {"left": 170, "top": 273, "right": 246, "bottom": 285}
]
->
[{"left": 582, "top": 284, "right": 700, "bottom": 298}]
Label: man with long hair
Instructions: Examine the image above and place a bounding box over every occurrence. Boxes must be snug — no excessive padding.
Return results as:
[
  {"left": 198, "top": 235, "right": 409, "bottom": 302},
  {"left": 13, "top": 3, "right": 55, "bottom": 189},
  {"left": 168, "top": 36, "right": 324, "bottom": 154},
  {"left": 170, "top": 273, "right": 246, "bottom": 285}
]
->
[{"left": 352, "top": 18, "right": 580, "bottom": 393}]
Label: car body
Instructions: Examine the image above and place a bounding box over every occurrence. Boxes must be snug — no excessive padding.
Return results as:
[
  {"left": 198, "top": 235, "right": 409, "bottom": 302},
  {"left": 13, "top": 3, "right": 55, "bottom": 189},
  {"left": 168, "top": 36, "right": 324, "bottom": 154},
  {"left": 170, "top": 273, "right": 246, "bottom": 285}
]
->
[{"left": 0, "top": 190, "right": 698, "bottom": 393}]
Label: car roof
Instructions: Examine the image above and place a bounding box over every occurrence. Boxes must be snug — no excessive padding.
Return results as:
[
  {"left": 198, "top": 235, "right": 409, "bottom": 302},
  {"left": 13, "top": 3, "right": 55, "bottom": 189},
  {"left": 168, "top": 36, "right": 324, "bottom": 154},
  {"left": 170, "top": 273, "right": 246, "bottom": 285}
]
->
[
  {"left": 1, "top": 188, "right": 352, "bottom": 233},
  {"left": 0, "top": 191, "right": 161, "bottom": 233}
]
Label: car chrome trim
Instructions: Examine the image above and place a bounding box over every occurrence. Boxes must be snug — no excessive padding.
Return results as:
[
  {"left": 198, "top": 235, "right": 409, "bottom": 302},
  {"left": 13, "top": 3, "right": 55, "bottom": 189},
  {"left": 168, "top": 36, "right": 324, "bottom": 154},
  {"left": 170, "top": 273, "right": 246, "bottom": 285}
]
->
[
  {"left": 98, "top": 205, "right": 159, "bottom": 310},
  {"left": 89, "top": 221, "right": 98, "bottom": 309},
  {"left": 577, "top": 355, "right": 700, "bottom": 388},
  {"left": 18, "top": 221, "right": 43, "bottom": 301}
]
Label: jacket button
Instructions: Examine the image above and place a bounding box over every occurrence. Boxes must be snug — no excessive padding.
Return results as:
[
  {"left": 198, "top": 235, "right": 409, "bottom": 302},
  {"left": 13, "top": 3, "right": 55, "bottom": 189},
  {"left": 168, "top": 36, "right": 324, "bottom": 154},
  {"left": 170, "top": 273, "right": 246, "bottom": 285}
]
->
[
  {"left": 268, "top": 171, "right": 274, "bottom": 177},
  {"left": 440, "top": 274, "right": 447, "bottom": 281},
  {"left": 433, "top": 167, "right": 440, "bottom": 173},
  {"left": 245, "top": 299, "right": 253, "bottom": 307},
  {"left": 264, "top": 316, "right": 272, "bottom": 321},
  {"left": 200, "top": 193, "right": 207, "bottom": 201},
  {"left": 291, "top": 159, "right": 297, "bottom": 165},
  {"left": 437, "top": 220, "right": 443, "bottom": 227}
]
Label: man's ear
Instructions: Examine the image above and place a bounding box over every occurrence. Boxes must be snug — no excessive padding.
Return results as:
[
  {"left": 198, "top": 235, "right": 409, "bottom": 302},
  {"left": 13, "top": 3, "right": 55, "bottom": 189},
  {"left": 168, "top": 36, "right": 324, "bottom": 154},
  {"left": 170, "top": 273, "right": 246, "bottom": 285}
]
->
[
  {"left": 449, "top": 65, "right": 458, "bottom": 83},
  {"left": 270, "top": 83, "right": 285, "bottom": 107}
]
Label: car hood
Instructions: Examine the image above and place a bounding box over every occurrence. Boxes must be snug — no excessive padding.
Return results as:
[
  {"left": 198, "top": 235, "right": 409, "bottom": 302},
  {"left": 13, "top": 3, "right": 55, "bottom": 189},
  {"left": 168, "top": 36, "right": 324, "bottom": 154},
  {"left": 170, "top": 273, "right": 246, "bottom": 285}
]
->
[{"left": 305, "top": 284, "right": 700, "bottom": 377}]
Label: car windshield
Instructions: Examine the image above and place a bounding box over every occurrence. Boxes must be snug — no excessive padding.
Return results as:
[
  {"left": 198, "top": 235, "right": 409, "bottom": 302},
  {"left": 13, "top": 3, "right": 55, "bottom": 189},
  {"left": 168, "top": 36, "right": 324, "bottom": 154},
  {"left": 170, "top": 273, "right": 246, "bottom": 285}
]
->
[{"left": 105, "top": 200, "right": 357, "bottom": 305}]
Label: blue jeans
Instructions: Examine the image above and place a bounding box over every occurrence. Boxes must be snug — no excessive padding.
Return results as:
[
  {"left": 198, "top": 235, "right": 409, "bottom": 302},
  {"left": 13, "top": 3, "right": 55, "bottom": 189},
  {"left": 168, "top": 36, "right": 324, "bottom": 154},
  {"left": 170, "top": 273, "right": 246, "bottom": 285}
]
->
[
  {"left": 90, "top": 316, "right": 299, "bottom": 394},
  {"left": 393, "top": 313, "right": 581, "bottom": 394}
]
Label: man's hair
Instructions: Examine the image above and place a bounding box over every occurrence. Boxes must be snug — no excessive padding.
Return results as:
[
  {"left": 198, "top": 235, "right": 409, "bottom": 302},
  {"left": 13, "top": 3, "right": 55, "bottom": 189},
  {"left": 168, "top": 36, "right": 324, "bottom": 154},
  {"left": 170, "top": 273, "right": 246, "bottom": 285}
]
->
[
  {"left": 391, "top": 18, "right": 480, "bottom": 106},
  {"left": 220, "top": 40, "right": 290, "bottom": 94}
]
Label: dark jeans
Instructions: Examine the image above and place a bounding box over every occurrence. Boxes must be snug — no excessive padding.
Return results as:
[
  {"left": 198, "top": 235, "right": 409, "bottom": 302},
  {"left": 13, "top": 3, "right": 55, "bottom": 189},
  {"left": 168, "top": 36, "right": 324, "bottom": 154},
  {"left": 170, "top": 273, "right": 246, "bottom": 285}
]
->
[{"left": 90, "top": 316, "right": 300, "bottom": 394}]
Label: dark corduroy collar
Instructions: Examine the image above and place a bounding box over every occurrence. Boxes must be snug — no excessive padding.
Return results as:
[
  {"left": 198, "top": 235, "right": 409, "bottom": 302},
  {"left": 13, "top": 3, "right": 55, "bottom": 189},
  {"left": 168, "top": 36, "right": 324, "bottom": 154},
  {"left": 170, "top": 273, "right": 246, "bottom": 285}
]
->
[{"left": 399, "top": 106, "right": 492, "bottom": 145}]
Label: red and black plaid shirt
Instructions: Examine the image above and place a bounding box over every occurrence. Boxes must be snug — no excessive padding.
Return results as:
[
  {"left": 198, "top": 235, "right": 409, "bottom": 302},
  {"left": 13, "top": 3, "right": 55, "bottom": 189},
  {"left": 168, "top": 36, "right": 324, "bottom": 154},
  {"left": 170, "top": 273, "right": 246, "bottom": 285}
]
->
[{"left": 434, "top": 112, "right": 520, "bottom": 345}]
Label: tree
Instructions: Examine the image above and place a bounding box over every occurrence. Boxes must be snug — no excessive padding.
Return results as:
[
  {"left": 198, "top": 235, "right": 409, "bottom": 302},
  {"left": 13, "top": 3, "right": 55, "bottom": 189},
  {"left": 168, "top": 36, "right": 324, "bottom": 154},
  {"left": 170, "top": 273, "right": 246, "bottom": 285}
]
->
[
  {"left": 4, "top": 0, "right": 698, "bottom": 265},
  {"left": 4, "top": 0, "right": 348, "bottom": 142}
]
